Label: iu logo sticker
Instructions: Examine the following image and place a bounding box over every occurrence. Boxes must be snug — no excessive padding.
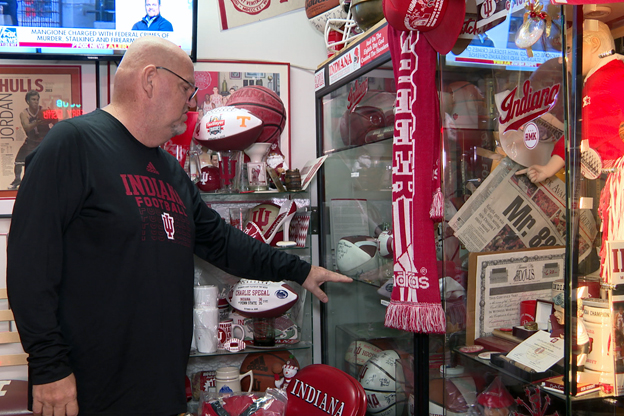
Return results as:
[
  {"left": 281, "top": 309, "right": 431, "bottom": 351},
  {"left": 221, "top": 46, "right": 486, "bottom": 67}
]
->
[
  {"left": 251, "top": 207, "right": 272, "bottom": 228},
  {"left": 480, "top": 0, "right": 496, "bottom": 18},
  {"left": 162, "top": 213, "right": 175, "bottom": 240}
]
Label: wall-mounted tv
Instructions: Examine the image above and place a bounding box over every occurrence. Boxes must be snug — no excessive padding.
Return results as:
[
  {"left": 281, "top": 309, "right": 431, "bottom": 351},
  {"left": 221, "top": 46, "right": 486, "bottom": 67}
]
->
[
  {"left": 445, "top": 11, "right": 561, "bottom": 72},
  {"left": 0, "top": 0, "right": 197, "bottom": 61}
]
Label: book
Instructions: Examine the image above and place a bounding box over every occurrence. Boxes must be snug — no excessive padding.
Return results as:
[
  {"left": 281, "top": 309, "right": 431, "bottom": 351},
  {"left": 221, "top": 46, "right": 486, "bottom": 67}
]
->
[{"left": 541, "top": 375, "right": 600, "bottom": 396}]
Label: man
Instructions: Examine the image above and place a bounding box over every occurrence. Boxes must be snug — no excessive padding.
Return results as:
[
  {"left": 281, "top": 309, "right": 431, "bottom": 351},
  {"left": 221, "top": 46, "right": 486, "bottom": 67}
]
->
[
  {"left": 132, "top": 0, "right": 173, "bottom": 31},
  {"left": 6, "top": 36, "right": 351, "bottom": 416},
  {"left": 9, "top": 90, "right": 55, "bottom": 190}
]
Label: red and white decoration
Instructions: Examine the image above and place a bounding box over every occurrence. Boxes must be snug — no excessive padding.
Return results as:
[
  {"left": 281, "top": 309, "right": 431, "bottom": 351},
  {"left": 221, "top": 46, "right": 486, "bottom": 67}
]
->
[{"left": 384, "top": 27, "right": 446, "bottom": 334}]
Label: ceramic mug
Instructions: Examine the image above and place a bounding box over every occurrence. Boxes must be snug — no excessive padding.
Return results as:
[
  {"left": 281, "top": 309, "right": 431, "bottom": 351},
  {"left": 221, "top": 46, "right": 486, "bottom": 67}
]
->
[
  {"left": 218, "top": 319, "right": 245, "bottom": 349},
  {"left": 215, "top": 366, "right": 253, "bottom": 394}
]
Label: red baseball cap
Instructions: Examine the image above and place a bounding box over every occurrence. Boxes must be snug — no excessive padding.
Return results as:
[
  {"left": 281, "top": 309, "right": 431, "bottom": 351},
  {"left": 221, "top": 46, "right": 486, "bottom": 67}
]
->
[{"left": 382, "top": 0, "right": 466, "bottom": 55}]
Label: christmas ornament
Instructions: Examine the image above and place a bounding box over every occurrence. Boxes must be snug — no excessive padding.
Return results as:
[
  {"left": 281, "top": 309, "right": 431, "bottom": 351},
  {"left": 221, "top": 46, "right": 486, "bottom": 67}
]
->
[{"left": 515, "top": 1, "right": 552, "bottom": 57}]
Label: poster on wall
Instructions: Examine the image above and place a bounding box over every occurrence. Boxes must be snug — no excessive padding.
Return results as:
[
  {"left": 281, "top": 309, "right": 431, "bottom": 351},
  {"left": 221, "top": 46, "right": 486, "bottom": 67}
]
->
[
  {"left": 217, "top": 0, "right": 305, "bottom": 30},
  {"left": 0, "top": 65, "right": 82, "bottom": 196}
]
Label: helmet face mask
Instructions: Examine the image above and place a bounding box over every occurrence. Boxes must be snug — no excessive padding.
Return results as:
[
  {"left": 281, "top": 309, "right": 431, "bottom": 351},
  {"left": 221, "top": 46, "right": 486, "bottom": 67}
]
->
[{"left": 324, "top": 6, "right": 361, "bottom": 54}]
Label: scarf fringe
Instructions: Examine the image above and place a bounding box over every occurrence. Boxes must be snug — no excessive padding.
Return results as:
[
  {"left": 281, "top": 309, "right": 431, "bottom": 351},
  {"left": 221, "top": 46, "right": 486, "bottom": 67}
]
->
[
  {"left": 385, "top": 300, "right": 446, "bottom": 333},
  {"left": 430, "top": 187, "right": 444, "bottom": 222}
]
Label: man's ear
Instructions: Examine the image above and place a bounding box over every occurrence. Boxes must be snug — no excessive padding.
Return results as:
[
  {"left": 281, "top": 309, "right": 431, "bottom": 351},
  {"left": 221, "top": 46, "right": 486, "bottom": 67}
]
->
[{"left": 141, "top": 65, "right": 157, "bottom": 98}]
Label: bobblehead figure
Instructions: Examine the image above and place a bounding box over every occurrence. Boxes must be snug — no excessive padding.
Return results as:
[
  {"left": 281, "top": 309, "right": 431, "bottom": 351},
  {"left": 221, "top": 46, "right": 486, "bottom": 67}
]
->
[{"left": 518, "top": 19, "right": 624, "bottom": 280}]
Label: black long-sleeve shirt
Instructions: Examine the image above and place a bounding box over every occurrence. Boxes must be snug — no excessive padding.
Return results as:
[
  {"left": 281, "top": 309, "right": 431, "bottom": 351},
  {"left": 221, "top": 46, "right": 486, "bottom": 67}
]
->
[{"left": 6, "top": 109, "right": 310, "bottom": 416}]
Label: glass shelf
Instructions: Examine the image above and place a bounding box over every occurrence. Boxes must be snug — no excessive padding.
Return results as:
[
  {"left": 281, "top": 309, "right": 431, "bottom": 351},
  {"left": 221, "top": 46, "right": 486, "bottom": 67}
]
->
[
  {"left": 190, "top": 341, "right": 312, "bottom": 358},
  {"left": 200, "top": 191, "right": 308, "bottom": 203}
]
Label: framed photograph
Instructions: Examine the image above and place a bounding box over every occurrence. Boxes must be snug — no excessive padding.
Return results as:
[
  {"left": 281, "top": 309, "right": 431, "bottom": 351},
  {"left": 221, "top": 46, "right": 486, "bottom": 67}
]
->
[
  {"left": 194, "top": 60, "right": 291, "bottom": 166},
  {"left": 0, "top": 65, "right": 82, "bottom": 197},
  {"left": 466, "top": 246, "right": 565, "bottom": 345}
]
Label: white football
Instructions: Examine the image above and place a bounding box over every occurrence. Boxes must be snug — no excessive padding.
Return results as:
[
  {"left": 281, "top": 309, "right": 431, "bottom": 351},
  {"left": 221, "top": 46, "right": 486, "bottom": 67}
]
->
[
  {"left": 227, "top": 279, "right": 298, "bottom": 318},
  {"left": 336, "top": 236, "right": 379, "bottom": 277},
  {"left": 194, "top": 106, "right": 263, "bottom": 151}
]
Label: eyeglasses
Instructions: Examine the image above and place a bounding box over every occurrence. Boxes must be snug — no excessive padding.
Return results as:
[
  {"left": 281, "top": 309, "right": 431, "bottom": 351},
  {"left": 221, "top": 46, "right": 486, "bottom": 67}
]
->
[{"left": 156, "top": 66, "right": 199, "bottom": 102}]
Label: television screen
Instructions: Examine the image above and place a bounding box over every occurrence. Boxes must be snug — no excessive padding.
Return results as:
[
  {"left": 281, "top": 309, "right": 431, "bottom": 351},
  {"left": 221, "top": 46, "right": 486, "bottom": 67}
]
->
[
  {"left": 0, "top": 0, "right": 197, "bottom": 60},
  {"left": 445, "top": 11, "right": 562, "bottom": 72}
]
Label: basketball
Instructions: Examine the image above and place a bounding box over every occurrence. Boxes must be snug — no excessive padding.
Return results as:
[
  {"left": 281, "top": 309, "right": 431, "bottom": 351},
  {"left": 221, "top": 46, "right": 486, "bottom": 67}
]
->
[
  {"left": 227, "top": 86, "right": 286, "bottom": 145},
  {"left": 240, "top": 351, "right": 299, "bottom": 392},
  {"left": 305, "top": 0, "right": 340, "bottom": 19},
  {"left": 358, "top": 350, "right": 405, "bottom": 415}
]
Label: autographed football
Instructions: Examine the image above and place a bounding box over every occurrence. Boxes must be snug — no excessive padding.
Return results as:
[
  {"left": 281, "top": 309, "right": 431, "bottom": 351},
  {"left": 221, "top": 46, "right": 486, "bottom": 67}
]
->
[
  {"left": 194, "top": 106, "right": 263, "bottom": 151},
  {"left": 336, "top": 235, "right": 379, "bottom": 277},
  {"left": 227, "top": 280, "right": 299, "bottom": 318}
]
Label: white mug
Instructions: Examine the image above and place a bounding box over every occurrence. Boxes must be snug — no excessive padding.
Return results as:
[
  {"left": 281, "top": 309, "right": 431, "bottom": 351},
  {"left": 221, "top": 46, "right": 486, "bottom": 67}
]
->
[
  {"left": 215, "top": 366, "right": 253, "bottom": 394},
  {"left": 218, "top": 319, "right": 245, "bottom": 350}
]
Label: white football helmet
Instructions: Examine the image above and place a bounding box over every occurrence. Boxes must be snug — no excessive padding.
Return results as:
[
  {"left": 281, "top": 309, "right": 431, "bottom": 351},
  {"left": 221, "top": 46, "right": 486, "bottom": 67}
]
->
[{"left": 324, "top": 0, "right": 361, "bottom": 55}]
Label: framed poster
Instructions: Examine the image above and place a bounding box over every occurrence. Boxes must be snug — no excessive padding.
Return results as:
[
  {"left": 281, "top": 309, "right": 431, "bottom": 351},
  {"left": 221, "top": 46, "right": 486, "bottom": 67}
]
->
[
  {"left": 467, "top": 246, "right": 565, "bottom": 345},
  {"left": 0, "top": 65, "right": 82, "bottom": 197},
  {"left": 193, "top": 60, "right": 291, "bottom": 166}
]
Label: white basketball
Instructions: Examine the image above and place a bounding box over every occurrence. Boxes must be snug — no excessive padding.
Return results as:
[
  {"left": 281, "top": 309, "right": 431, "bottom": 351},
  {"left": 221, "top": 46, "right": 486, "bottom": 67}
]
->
[
  {"left": 345, "top": 341, "right": 382, "bottom": 366},
  {"left": 308, "top": 4, "right": 348, "bottom": 33},
  {"left": 359, "top": 350, "right": 404, "bottom": 415},
  {"left": 336, "top": 236, "right": 379, "bottom": 277}
]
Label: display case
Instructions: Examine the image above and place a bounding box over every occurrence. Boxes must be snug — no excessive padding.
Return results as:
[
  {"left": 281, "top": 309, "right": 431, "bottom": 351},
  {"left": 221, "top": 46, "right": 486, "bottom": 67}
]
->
[
  {"left": 316, "top": 3, "right": 624, "bottom": 415},
  {"left": 433, "top": 2, "right": 624, "bottom": 416},
  {"left": 315, "top": 19, "right": 432, "bottom": 416},
  {"left": 186, "top": 191, "right": 314, "bottom": 412}
]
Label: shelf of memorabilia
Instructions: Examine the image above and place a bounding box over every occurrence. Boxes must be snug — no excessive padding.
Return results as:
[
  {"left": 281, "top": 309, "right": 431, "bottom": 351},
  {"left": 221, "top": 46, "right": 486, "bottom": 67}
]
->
[
  {"left": 433, "top": 3, "right": 624, "bottom": 415},
  {"left": 314, "top": 19, "right": 412, "bottom": 380},
  {"left": 187, "top": 188, "right": 314, "bottom": 412}
]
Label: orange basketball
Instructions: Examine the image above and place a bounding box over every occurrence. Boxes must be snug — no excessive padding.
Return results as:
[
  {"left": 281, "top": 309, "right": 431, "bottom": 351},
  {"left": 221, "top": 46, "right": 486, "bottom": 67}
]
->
[
  {"left": 227, "top": 86, "right": 286, "bottom": 145},
  {"left": 240, "top": 351, "right": 299, "bottom": 393},
  {"left": 305, "top": 0, "right": 340, "bottom": 19}
]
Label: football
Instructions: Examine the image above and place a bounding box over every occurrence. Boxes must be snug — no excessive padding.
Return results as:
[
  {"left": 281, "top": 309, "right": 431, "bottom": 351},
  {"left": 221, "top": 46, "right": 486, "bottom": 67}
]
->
[
  {"left": 227, "top": 279, "right": 298, "bottom": 318},
  {"left": 194, "top": 106, "right": 263, "bottom": 151},
  {"left": 336, "top": 235, "right": 379, "bottom": 277},
  {"left": 358, "top": 350, "right": 405, "bottom": 416}
]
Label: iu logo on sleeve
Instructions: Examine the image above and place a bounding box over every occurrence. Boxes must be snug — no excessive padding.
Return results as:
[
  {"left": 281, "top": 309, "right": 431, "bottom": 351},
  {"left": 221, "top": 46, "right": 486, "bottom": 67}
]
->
[{"left": 162, "top": 212, "right": 175, "bottom": 240}]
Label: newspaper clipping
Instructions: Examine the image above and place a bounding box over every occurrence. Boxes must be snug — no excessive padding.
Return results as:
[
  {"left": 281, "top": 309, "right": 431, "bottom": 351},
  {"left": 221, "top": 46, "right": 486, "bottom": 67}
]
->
[
  {"left": 0, "top": 68, "right": 80, "bottom": 191},
  {"left": 449, "top": 157, "right": 597, "bottom": 261}
]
